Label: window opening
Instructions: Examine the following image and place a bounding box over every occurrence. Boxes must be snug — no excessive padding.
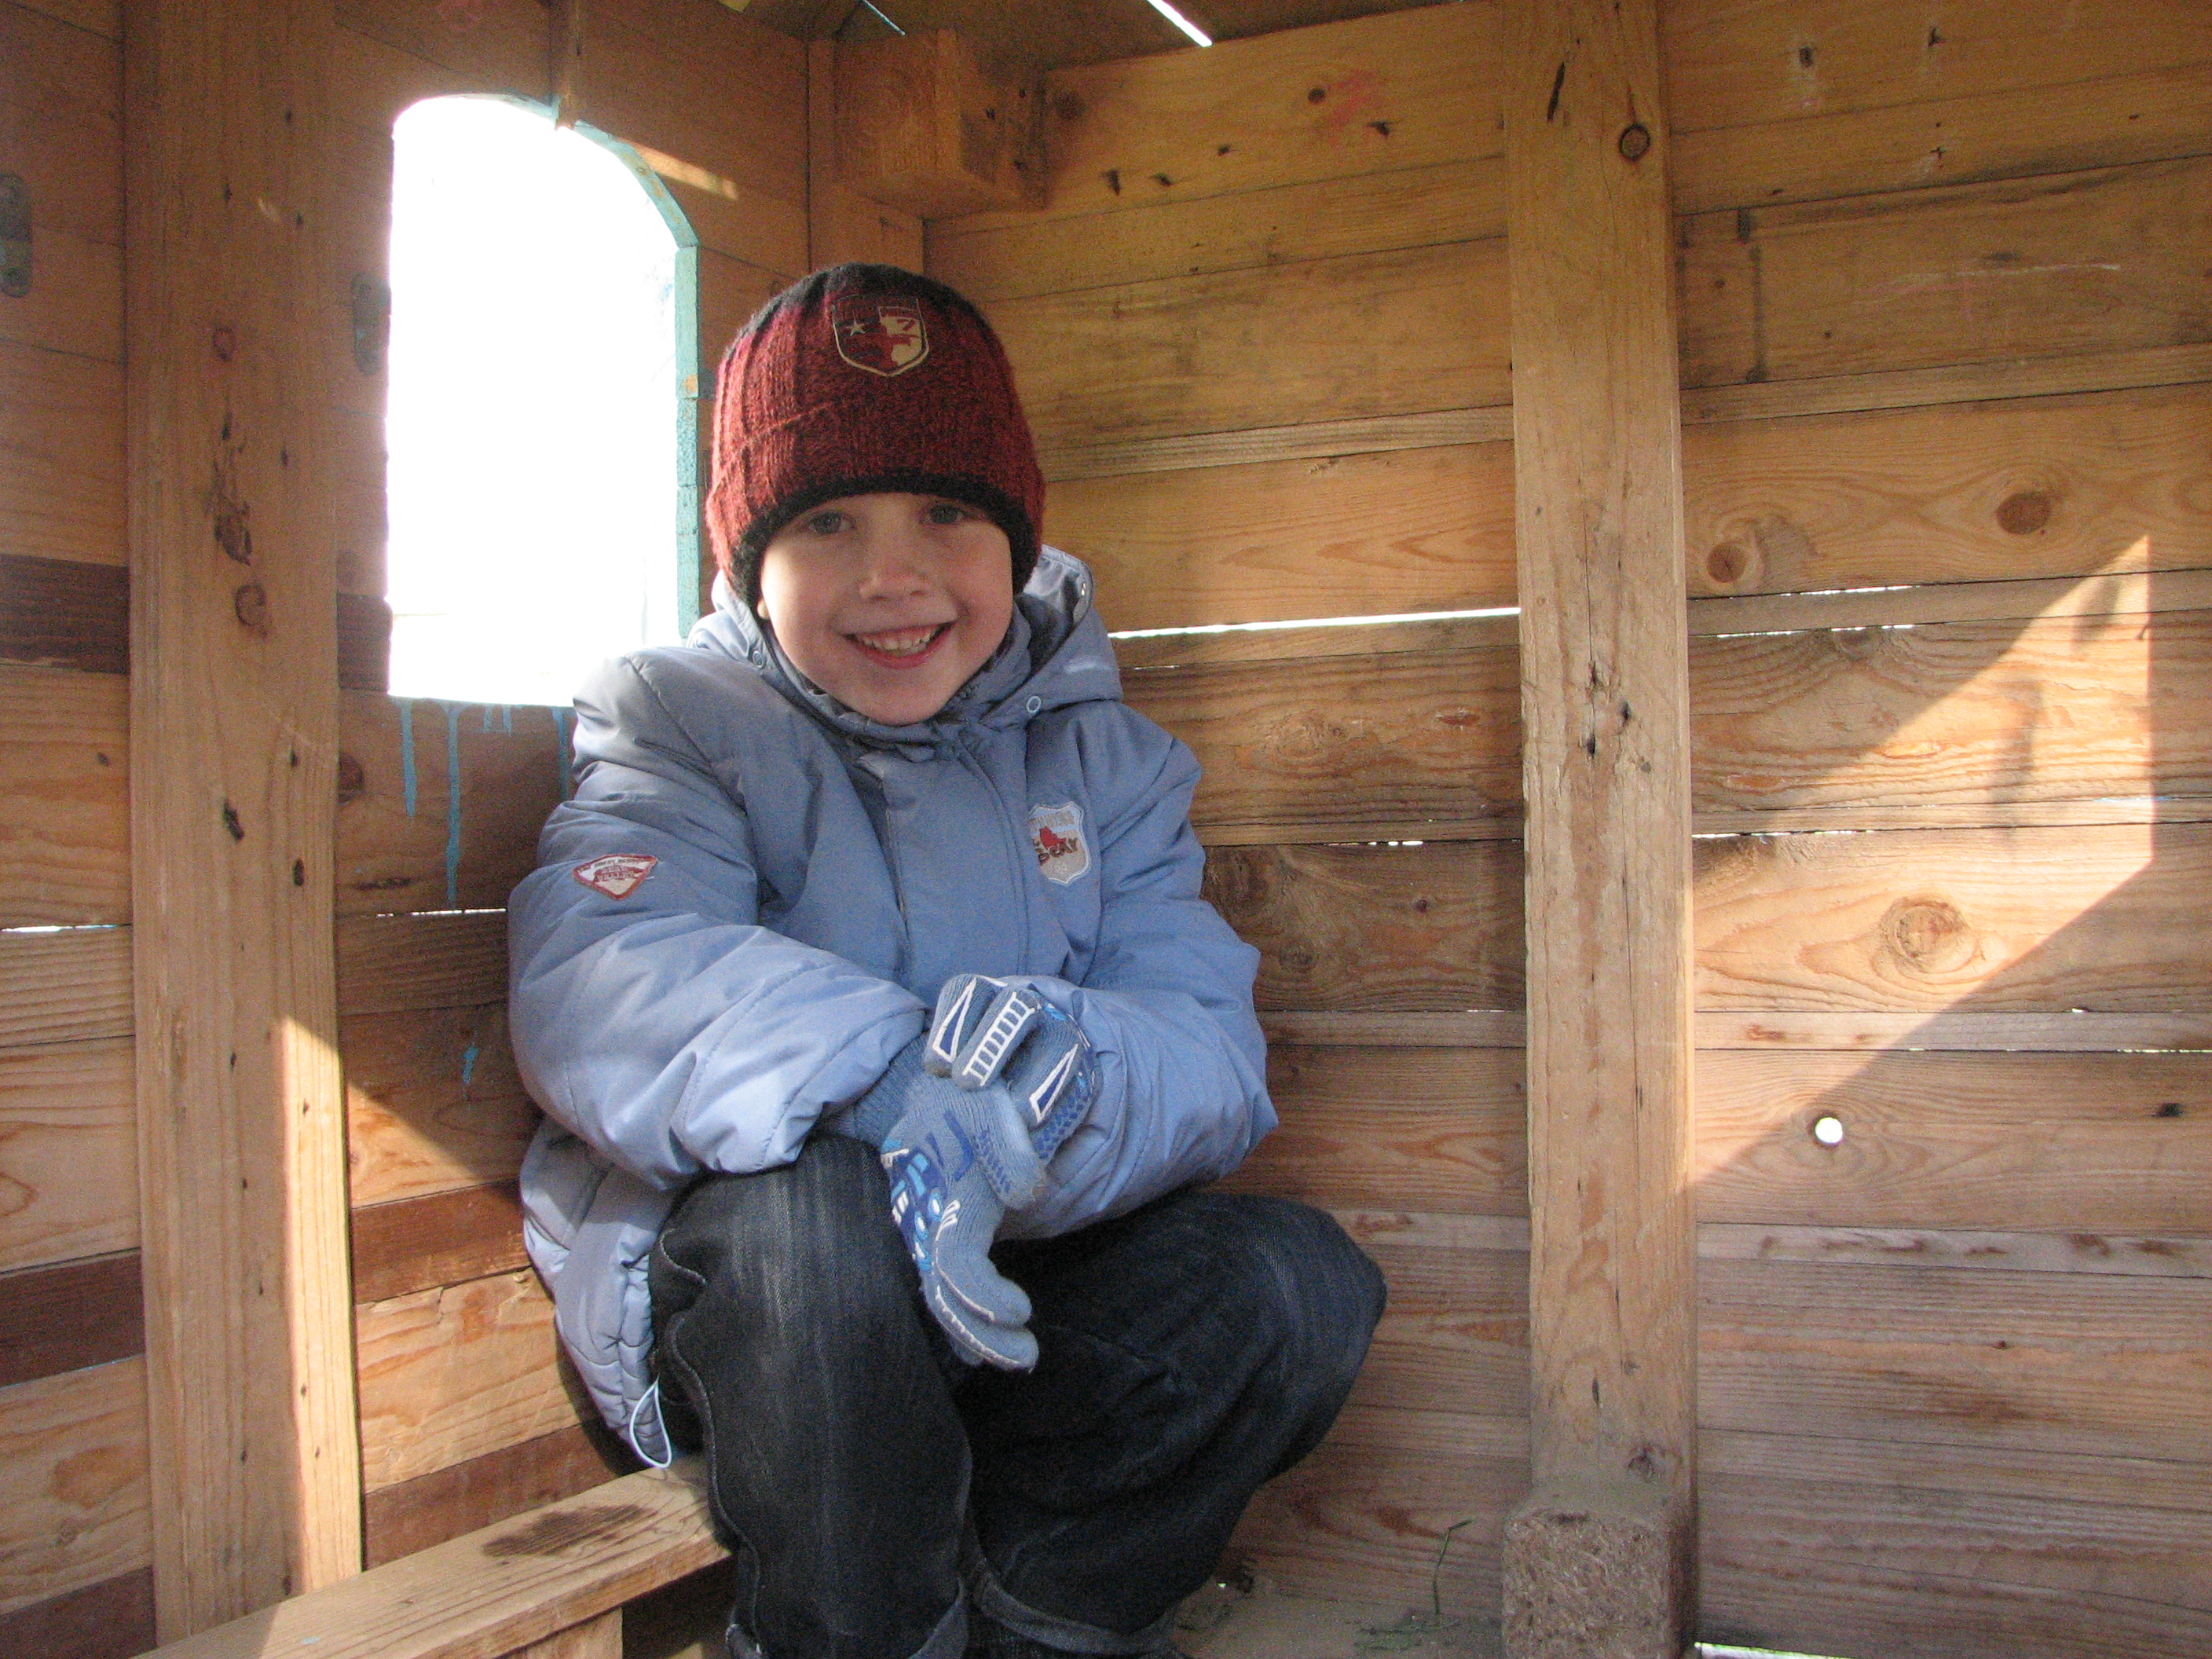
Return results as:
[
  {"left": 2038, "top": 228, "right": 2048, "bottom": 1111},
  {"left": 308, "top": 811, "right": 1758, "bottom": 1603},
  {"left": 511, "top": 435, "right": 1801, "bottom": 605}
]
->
[{"left": 385, "top": 96, "right": 700, "bottom": 707}]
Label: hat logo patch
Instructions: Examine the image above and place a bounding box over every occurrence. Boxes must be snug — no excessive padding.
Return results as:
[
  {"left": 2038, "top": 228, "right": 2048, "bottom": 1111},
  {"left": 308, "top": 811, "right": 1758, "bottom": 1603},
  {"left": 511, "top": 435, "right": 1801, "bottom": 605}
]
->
[
  {"left": 1029, "top": 804, "right": 1090, "bottom": 886},
  {"left": 573, "top": 853, "right": 657, "bottom": 899},
  {"left": 832, "top": 298, "right": 929, "bottom": 377}
]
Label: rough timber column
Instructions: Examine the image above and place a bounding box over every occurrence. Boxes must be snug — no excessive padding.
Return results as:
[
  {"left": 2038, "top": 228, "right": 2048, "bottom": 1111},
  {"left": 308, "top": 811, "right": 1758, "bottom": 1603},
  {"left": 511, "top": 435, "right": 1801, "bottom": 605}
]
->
[
  {"left": 126, "top": 0, "right": 361, "bottom": 1635},
  {"left": 1500, "top": 0, "right": 1697, "bottom": 1654}
]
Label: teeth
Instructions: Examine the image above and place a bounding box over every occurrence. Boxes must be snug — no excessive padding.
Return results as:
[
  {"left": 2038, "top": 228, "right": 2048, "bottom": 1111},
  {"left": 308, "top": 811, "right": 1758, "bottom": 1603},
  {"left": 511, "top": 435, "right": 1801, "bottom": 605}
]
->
[{"left": 855, "top": 625, "right": 943, "bottom": 657}]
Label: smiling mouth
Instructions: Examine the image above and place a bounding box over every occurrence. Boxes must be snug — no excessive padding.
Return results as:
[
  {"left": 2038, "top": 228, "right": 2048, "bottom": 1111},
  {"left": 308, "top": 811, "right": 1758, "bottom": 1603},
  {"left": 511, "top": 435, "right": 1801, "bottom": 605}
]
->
[{"left": 848, "top": 623, "right": 950, "bottom": 662}]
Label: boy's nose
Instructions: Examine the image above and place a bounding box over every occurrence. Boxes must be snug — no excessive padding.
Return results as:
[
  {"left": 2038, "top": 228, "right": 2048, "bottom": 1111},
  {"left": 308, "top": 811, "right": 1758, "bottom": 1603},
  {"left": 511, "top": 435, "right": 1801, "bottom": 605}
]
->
[{"left": 854, "top": 528, "right": 932, "bottom": 594}]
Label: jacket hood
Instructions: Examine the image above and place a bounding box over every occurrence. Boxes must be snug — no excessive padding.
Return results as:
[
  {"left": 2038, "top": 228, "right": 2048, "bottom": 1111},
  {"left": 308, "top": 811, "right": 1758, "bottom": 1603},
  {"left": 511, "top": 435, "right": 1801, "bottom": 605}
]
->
[{"left": 687, "top": 544, "right": 1121, "bottom": 754}]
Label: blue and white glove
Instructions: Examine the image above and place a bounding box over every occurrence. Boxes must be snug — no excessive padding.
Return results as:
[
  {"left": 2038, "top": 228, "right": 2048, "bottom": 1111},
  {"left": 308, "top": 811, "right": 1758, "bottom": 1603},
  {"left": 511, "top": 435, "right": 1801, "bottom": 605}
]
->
[{"left": 837, "top": 976, "right": 1100, "bottom": 1371}]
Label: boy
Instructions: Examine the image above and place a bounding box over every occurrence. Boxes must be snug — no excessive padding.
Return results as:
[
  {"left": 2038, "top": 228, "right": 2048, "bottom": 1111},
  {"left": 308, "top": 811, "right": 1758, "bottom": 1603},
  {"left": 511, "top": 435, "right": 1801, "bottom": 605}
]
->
[{"left": 509, "top": 264, "right": 1384, "bottom": 1659}]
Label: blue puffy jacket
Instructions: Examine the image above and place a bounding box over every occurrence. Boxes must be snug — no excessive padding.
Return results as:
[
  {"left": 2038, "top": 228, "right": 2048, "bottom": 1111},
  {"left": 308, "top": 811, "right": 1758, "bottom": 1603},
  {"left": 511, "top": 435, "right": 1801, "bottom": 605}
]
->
[{"left": 509, "top": 549, "right": 1273, "bottom": 1459}]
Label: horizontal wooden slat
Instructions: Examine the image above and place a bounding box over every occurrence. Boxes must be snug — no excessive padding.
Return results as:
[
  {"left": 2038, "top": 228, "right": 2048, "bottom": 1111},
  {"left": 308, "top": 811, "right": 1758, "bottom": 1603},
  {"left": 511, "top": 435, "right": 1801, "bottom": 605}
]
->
[
  {"left": 1662, "top": 0, "right": 2212, "bottom": 134},
  {"left": 1695, "top": 1049, "right": 2212, "bottom": 1232},
  {"left": 353, "top": 1181, "right": 528, "bottom": 1306},
  {"left": 1679, "top": 156, "right": 2212, "bottom": 392},
  {"left": 1053, "top": 441, "right": 1514, "bottom": 635},
  {"left": 1690, "top": 569, "right": 2212, "bottom": 636},
  {"left": 0, "top": 2, "right": 121, "bottom": 364},
  {"left": 0, "top": 1249, "right": 140, "bottom": 1386},
  {"left": 363, "top": 1421, "right": 632, "bottom": 1569},
  {"left": 1694, "top": 821, "right": 2212, "bottom": 1012},
  {"left": 332, "top": 0, "right": 548, "bottom": 101},
  {"left": 1203, "top": 841, "right": 1524, "bottom": 1013},
  {"left": 0, "top": 924, "right": 130, "bottom": 1046},
  {"left": 0, "top": 1567, "right": 154, "bottom": 1659},
  {"left": 991, "top": 237, "right": 1509, "bottom": 453},
  {"left": 148, "top": 1460, "right": 720, "bottom": 1659},
  {"left": 357, "top": 1267, "right": 581, "bottom": 1492},
  {"left": 1691, "top": 1008, "right": 2212, "bottom": 1053},
  {"left": 1225, "top": 1046, "right": 1524, "bottom": 1218},
  {"left": 12, "top": 0, "right": 118, "bottom": 38},
  {"left": 0, "top": 1355, "right": 146, "bottom": 1620},
  {"left": 0, "top": 342, "right": 124, "bottom": 567},
  {"left": 1345, "top": 1236, "right": 1527, "bottom": 1421},
  {"left": 1699, "top": 1224, "right": 2211, "bottom": 1280},
  {"left": 1111, "top": 610, "right": 1517, "bottom": 672},
  {"left": 337, "top": 910, "right": 508, "bottom": 1016},
  {"left": 1700, "top": 1258, "right": 2212, "bottom": 1461},
  {"left": 337, "top": 693, "right": 567, "bottom": 915},
  {"left": 0, "top": 1036, "right": 132, "bottom": 1273},
  {"left": 1259, "top": 1011, "right": 1526, "bottom": 1049},
  {"left": 0, "top": 548, "right": 126, "bottom": 673},
  {"left": 1042, "top": 405, "right": 1514, "bottom": 485},
  {"left": 694, "top": 247, "right": 784, "bottom": 376},
  {"left": 0, "top": 661, "right": 126, "bottom": 926},
  {"left": 344, "top": 1002, "right": 537, "bottom": 1209}
]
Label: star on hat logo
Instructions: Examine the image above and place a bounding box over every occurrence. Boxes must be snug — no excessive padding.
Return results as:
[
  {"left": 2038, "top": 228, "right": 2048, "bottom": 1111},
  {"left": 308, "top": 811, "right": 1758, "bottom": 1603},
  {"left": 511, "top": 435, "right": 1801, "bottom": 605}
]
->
[{"left": 830, "top": 298, "right": 930, "bottom": 376}]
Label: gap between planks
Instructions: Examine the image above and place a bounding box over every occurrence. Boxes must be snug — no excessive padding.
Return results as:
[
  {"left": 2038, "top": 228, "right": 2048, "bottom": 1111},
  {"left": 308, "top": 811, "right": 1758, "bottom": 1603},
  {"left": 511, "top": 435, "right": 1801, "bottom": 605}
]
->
[{"left": 1263, "top": 1009, "right": 2212, "bottom": 1051}]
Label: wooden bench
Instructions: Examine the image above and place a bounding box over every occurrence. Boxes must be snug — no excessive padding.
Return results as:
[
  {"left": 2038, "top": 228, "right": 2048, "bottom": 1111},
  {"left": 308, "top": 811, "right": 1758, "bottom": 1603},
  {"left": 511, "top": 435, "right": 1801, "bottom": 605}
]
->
[{"left": 144, "top": 1463, "right": 724, "bottom": 1659}]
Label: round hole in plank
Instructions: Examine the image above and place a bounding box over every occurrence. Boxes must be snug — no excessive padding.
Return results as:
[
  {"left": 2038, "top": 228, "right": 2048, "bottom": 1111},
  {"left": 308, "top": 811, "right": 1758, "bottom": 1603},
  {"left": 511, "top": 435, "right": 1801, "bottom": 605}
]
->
[{"left": 1811, "top": 1115, "right": 1845, "bottom": 1148}]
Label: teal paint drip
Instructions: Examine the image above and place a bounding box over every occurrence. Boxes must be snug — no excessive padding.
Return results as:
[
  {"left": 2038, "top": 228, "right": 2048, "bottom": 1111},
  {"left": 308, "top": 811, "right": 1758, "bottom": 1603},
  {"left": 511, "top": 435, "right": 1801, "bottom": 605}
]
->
[
  {"left": 501, "top": 706, "right": 513, "bottom": 734},
  {"left": 398, "top": 701, "right": 419, "bottom": 817},
  {"left": 460, "top": 1042, "right": 481, "bottom": 1093},
  {"left": 556, "top": 707, "right": 576, "bottom": 800},
  {"left": 444, "top": 701, "right": 464, "bottom": 907}
]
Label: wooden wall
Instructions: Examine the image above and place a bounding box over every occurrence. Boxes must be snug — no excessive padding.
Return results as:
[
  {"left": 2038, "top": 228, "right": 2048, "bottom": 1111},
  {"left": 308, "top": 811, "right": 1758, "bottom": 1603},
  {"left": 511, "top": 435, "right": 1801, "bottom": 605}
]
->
[{"left": 931, "top": 0, "right": 2212, "bottom": 1650}]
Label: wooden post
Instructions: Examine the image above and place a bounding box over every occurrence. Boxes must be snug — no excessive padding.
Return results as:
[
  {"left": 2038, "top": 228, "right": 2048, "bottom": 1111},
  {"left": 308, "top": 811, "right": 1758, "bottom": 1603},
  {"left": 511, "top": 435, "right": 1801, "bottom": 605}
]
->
[
  {"left": 1501, "top": 1, "right": 1697, "bottom": 1654},
  {"left": 126, "top": 0, "right": 361, "bottom": 1637},
  {"left": 806, "top": 38, "right": 924, "bottom": 271}
]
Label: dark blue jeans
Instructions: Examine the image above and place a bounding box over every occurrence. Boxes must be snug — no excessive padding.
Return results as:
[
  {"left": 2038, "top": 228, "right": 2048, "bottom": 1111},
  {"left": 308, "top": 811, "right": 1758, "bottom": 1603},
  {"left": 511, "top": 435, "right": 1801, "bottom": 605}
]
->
[{"left": 649, "top": 1134, "right": 1385, "bottom": 1659}]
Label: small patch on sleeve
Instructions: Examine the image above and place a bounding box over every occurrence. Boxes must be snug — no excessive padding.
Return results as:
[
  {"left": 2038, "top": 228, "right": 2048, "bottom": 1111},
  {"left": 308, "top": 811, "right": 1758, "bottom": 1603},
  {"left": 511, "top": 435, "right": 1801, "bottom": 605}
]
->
[{"left": 573, "top": 853, "right": 657, "bottom": 899}]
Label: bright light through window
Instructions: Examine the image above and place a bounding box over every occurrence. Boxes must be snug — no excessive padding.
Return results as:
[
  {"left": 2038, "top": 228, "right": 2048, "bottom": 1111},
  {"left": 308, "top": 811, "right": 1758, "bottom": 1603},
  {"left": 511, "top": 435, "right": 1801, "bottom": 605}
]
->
[{"left": 386, "top": 97, "right": 690, "bottom": 707}]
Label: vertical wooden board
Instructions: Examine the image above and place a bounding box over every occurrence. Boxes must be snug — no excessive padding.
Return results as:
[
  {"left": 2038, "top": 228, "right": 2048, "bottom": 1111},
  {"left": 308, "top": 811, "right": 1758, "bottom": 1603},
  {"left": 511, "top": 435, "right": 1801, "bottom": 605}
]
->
[
  {"left": 1202, "top": 841, "right": 1525, "bottom": 1013},
  {"left": 1693, "top": 822, "right": 2212, "bottom": 1013},
  {"left": 0, "top": 343, "right": 126, "bottom": 567},
  {"left": 1047, "top": 441, "right": 1515, "bottom": 633},
  {"left": 343, "top": 1005, "right": 539, "bottom": 1210},
  {"left": 335, "top": 478, "right": 387, "bottom": 598},
  {"left": 989, "top": 239, "right": 1511, "bottom": 453},
  {"left": 1690, "top": 610, "right": 2212, "bottom": 811},
  {"left": 336, "top": 694, "right": 568, "bottom": 916},
  {"left": 1684, "top": 383, "right": 2212, "bottom": 598},
  {"left": 0, "top": 662, "right": 126, "bottom": 926},
  {"left": 1126, "top": 644, "right": 1522, "bottom": 837},
  {"left": 1678, "top": 157, "right": 2212, "bottom": 390},
  {"left": 1694, "top": 1049, "right": 2212, "bottom": 1232},
  {"left": 1700, "top": 1258, "right": 2212, "bottom": 1462},
  {"left": 1222, "top": 1045, "right": 1527, "bottom": 1217},
  {"left": 0, "top": 1356, "right": 147, "bottom": 1618},
  {"left": 808, "top": 38, "right": 923, "bottom": 275},
  {"left": 0, "top": 925, "right": 130, "bottom": 1047},
  {"left": 331, "top": 0, "right": 549, "bottom": 100},
  {"left": 0, "top": 2, "right": 123, "bottom": 363},
  {"left": 355, "top": 1269, "right": 582, "bottom": 1492},
  {"left": 0, "top": 1038, "right": 133, "bottom": 1273}
]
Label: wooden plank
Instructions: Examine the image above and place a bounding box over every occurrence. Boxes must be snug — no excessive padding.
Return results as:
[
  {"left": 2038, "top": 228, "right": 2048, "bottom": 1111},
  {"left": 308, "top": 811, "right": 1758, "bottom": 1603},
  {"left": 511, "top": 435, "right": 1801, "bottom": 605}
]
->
[
  {"left": 515, "top": 1608, "right": 621, "bottom": 1659},
  {"left": 10, "top": 0, "right": 118, "bottom": 38},
  {"left": 0, "top": 342, "right": 126, "bottom": 568},
  {"left": 0, "top": 661, "right": 127, "bottom": 928},
  {"left": 1699, "top": 1225, "right": 2212, "bottom": 1280},
  {"left": 353, "top": 1182, "right": 528, "bottom": 1306},
  {"left": 1691, "top": 569, "right": 2212, "bottom": 636},
  {"left": 0, "top": 1356, "right": 147, "bottom": 1620},
  {"left": 1261, "top": 1010, "right": 1526, "bottom": 1049},
  {"left": 1041, "top": 405, "right": 1515, "bottom": 485},
  {"left": 336, "top": 910, "right": 508, "bottom": 1016},
  {"left": 363, "top": 1422, "right": 631, "bottom": 1569},
  {"left": 932, "top": 156, "right": 1505, "bottom": 305},
  {"left": 694, "top": 247, "right": 784, "bottom": 380},
  {"left": 1690, "top": 609, "right": 2212, "bottom": 811},
  {"left": 126, "top": 0, "right": 358, "bottom": 1626},
  {"left": 1662, "top": 0, "right": 2212, "bottom": 134},
  {"left": 0, "top": 1249, "right": 141, "bottom": 1386},
  {"left": 1700, "top": 1258, "right": 2212, "bottom": 1462},
  {"left": 1694, "top": 1049, "right": 2212, "bottom": 1232},
  {"left": 1111, "top": 611, "right": 1518, "bottom": 672},
  {"left": 1684, "top": 383, "right": 2212, "bottom": 599},
  {"left": 0, "top": 1568, "right": 156, "bottom": 1659},
  {"left": 356, "top": 1268, "right": 580, "bottom": 1492},
  {"left": 807, "top": 39, "right": 923, "bottom": 273},
  {"left": 1693, "top": 799, "right": 2212, "bottom": 837},
  {"left": 343, "top": 1002, "right": 537, "bottom": 1210},
  {"left": 1693, "top": 821, "right": 2212, "bottom": 1012},
  {"left": 989, "top": 237, "right": 1510, "bottom": 453},
  {"left": 0, "top": 1037, "right": 133, "bottom": 1274},
  {"left": 1504, "top": 5, "right": 1697, "bottom": 1624},
  {"left": 0, "top": 923, "right": 130, "bottom": 1046},
  {"left": 142, "top": 1461, "right": 721, "bottom": 1659},
  {"left": 1052, "top": 441, "right": 1514, "bottom": 634},
  {"left": 331, "top": 0, "right": 548, "bottom": 101},
  {"left": 0, "top": 2, "right": 122, "bottom": 364},
  {"left": 1222, "top": 1046, "right": 1525, "bottom": 1217},
  {"left": 1125, "top": 640, "right": 1521, "bottom": 837},
  {"left": 1201, "top": 842, "right": 1524, "bottom": 1013},
  {"left": 1679, "top": 156, "right": 2212, "bottom": 392},
  {"left": 0, "top": 549, "right": 126, "bottom": 672},
  {"left": 1345, "top": 1236, "right": 1529, "bottom": 1421},
  {"left": 1692, "top": 1008, "right": 2212, "bottom": 1053},
  {"left": 336, "top": 694, "right": 568, "bottom": 916},
  {"left": 1674, "top": 62, "right": 2212, "bottom": 217}
]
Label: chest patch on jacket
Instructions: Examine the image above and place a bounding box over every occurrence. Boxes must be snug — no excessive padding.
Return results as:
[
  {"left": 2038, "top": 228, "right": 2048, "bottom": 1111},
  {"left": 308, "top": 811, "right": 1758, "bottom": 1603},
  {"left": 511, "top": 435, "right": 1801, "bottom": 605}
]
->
[
  {"left": 1029, "top": 804, "right": 1091, "bottom": 886},
  {"left": 573, "top": 853, "right": 657, "bottom": 899}
]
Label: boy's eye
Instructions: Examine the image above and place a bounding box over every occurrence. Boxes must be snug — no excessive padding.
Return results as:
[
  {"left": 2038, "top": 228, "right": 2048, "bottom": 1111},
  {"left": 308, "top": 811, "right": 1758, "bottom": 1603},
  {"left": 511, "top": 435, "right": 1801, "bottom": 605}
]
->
[
  {"left": 925, "top": 501, "right": 972, "bottom": 526},
  {"left": 803, "top": 510, "right": 848, "bottom": 536}
]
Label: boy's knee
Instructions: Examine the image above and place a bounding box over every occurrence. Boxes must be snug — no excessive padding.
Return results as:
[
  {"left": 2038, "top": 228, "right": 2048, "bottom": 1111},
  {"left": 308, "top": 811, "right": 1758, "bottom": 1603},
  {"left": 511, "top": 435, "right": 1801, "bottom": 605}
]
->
[{"left": 1201, "top": 1195, "right": 1386, "bottom": 1389}]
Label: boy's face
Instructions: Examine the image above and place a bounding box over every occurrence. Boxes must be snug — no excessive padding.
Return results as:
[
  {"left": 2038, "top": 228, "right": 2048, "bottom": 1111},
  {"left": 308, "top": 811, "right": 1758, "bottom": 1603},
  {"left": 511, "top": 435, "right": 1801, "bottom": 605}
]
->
[{"left": 754, "top": 492, "right": 1015, "bottom": 727}]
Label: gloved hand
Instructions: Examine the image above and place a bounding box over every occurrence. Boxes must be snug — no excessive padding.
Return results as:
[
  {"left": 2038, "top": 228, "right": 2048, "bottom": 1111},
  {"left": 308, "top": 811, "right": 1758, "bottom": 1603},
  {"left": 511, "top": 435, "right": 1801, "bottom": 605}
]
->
[{"left": 837, "top": 976, "right": 1100, "bottom": 1371}]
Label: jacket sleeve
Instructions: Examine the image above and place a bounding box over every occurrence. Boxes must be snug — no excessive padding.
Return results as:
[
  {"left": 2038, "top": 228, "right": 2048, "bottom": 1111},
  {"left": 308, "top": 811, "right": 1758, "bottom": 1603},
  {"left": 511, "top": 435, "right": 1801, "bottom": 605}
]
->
[
  {"left": 507, "top": 654, "right": 926, "bottom": 1191},
  {"left": 1002, "top": 714, "right": 1274, "bottom": 1237}
]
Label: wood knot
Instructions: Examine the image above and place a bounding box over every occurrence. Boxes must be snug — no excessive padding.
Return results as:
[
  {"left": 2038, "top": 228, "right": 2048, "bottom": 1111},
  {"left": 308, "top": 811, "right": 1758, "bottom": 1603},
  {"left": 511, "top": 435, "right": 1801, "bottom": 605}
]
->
[
  {"left": 1881, "top": 895, "right": 1976, "bottom": 973},
  {"left": 233, "top": 580, "right": 269, "bottom": 635},
  {"left": 211, "top": 323, "right": 237, "bottom": 361},
  {"left": 1617, "top": 123, "right": 1651, "bottom": 161},
  {"left": 1051, "top": 90, "right": 1084, "bottom": 123},
  {"left": 1995, "top": 490, "right": 2053, "bottom": 536},
  {"left": 1706, "top": 542, "right": 1749, "bottom": 585}
]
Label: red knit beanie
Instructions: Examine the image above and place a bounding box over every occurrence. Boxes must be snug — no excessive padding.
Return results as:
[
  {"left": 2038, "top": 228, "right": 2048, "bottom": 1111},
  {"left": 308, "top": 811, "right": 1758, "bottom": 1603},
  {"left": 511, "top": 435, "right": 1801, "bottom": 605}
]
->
[{"left": 705, "top": 263, "right": 1046, "bottom": 610}]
